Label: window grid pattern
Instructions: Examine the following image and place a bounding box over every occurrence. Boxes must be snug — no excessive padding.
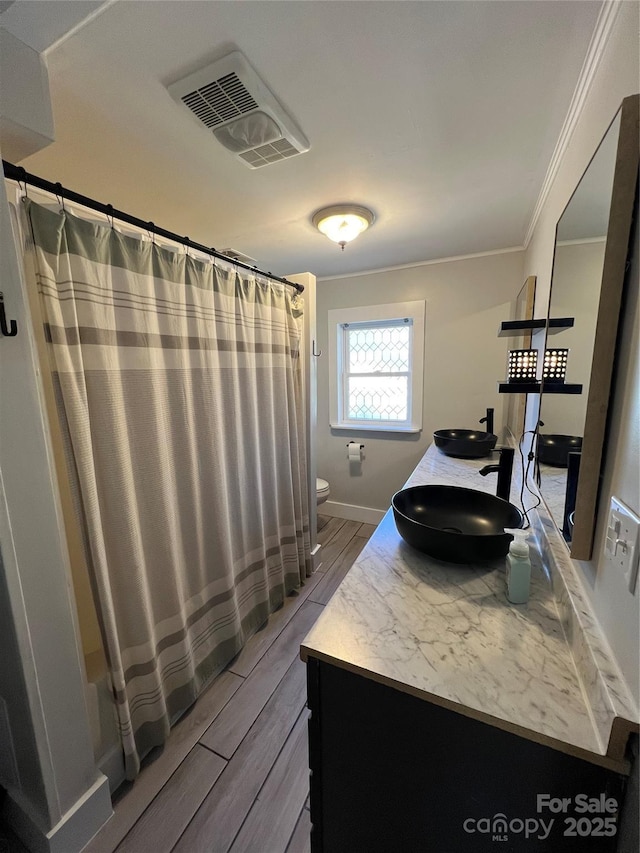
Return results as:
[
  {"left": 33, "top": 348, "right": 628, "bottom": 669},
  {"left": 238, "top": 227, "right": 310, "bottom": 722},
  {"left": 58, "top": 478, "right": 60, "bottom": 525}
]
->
[{"left": 343, "top": 321, "right": 411, "bottom": 422}]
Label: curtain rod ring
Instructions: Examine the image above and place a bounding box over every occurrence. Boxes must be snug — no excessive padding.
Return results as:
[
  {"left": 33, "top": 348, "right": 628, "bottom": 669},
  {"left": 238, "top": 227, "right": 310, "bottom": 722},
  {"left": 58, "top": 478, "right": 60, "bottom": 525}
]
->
[
  {"left": 17, "top": 167, "right": 28, "bottom": 199},
  {"left": 105, "top": 204, "right": 115, "bottom": 229},
  {"left": 147, "top": 221, "right": 155, "bottom": 244},
  {"left": 54, "top": 182, "right": 65, "bottom": 212}
]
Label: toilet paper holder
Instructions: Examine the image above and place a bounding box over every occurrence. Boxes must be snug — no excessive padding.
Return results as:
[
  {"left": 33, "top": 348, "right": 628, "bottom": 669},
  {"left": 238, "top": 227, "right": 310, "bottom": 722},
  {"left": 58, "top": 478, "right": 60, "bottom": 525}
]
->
[{"left": 347, "top": 442, "right": 365, "bottom": 462}]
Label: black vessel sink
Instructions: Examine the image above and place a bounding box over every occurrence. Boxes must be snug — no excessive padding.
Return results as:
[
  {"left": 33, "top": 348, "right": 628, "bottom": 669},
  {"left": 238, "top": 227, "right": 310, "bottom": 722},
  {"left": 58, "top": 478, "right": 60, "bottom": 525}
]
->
[
  {"left": 433, "top": 429, "right": 497, "bottom": 459},
  {"left": 538, "top": 434, "right": 583, "bottom": 467},
  {"left": 392, "top": 485, "right": 524, "bottom": 563}
]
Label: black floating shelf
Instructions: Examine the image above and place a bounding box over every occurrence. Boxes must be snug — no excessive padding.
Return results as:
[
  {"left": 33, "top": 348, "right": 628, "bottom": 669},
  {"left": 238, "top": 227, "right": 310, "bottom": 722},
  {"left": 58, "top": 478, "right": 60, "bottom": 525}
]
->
[
  {"left": 544, "top": 383, "right": 582, "bottom": 394},
  {"left": 547, "top": 317, "right": 575, "bottom": 333},
  {"left": 498, "top": 319, "right": 546, "bottom": 337},
  {"left": 498, "top": 382, "right": 541, "bottom": 394},
  {"left": 497, "top": 382, "right": 583, "bottom": 395},
  {"left": 498, "top": 317, "right": 575, "bottom": 337}
]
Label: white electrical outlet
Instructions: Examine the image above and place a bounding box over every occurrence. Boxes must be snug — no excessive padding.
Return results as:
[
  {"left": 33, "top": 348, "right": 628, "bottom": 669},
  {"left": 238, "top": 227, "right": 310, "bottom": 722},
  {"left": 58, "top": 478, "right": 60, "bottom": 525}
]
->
[{"left": 605, "top": 497, "right": 640, "bottom": 594}]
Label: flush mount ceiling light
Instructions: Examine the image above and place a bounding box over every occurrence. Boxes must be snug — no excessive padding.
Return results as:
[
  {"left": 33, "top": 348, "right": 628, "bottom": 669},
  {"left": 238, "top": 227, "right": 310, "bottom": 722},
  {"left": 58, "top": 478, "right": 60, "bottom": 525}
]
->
[{"left": 312, "top": 205, "right": 375, "bottom": 251}]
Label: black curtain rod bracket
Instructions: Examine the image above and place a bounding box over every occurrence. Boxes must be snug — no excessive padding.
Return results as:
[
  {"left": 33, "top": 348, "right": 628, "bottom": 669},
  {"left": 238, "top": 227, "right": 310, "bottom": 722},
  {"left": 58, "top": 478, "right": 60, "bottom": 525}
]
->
[{"left": 2, "top": 160, "right": 303, "bottom": 293}]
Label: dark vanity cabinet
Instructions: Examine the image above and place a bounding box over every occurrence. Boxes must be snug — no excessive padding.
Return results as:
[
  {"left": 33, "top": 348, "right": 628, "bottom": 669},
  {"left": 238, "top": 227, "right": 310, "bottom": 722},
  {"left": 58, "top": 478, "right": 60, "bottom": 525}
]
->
[{"left": 306, "top": 658, "right": 629, "bottom": 853}]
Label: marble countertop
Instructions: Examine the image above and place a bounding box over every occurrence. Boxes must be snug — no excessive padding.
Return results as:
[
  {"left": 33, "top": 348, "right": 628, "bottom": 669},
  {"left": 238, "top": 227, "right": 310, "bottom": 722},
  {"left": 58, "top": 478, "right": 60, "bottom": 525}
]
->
[{"left": 301, "top": 444, "right": 626, "bottom": 771}]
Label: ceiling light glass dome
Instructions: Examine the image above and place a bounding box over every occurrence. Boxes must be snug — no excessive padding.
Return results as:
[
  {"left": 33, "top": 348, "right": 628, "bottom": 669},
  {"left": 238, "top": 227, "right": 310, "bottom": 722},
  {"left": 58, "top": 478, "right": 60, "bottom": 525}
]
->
[{"left": 312, "top": 205, "right": 375, "bottom": 250}]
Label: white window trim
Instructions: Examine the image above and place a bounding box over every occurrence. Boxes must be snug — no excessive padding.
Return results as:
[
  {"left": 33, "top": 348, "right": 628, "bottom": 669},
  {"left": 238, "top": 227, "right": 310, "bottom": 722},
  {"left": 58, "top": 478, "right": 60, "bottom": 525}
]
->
[{"left": 328, "top": 300, "right": 425, "bottom": 433}]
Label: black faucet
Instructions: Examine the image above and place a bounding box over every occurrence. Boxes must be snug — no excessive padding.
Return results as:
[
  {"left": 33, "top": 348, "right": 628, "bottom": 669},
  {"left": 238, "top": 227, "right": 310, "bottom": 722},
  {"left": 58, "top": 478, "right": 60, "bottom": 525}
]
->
[
  {"left": 479, "top": 407, "right": 494, "bottom": 436},
  {"left": 479, "top": 447, "right": 514, "bottom": 501}
]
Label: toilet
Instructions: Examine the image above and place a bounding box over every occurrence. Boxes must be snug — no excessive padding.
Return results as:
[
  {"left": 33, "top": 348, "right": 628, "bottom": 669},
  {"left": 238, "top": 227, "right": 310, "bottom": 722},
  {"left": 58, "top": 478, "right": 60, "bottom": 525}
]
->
[{"left": 316, "top": 478, "right": 330, "bottom": 505}]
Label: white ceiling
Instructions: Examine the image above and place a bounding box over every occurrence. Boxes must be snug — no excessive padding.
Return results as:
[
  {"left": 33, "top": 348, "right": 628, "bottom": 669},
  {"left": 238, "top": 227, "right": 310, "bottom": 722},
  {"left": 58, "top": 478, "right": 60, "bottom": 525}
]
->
[
  {"left": 5, "top": 1, "right": 602, "bottom": 279},
  {"left": 0, "top": 0, "right": 106, "bottom": 52}
]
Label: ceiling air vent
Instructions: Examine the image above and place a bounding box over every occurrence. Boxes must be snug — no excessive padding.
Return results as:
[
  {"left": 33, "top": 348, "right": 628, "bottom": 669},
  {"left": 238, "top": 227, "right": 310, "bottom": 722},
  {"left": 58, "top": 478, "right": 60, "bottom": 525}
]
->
[
  {"left": 168, "top": 51, "right": 309, "bottom": 169},
  {"left": 222, "top": 248, "right": 257, "bottom": 266}
]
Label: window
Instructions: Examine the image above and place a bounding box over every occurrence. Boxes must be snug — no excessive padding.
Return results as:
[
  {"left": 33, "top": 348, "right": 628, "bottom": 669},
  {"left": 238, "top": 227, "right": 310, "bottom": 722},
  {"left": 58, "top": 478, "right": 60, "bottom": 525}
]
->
[{"left": 328, "top": 301, "right": 425, "bottom": 432}]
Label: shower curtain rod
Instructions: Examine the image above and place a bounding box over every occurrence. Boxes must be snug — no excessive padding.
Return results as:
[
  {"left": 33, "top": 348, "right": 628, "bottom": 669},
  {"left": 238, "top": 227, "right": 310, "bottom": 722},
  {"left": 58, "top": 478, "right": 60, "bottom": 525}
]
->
[{"left": 2, "top": 160, "right": 304, "bottom": 293}]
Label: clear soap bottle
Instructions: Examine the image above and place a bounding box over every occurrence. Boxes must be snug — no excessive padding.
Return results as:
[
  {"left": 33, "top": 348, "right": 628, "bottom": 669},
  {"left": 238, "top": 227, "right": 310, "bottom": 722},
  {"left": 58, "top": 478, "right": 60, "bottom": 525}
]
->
[{"left": 504, "top": 529, "right": 531, "bottom": 604}]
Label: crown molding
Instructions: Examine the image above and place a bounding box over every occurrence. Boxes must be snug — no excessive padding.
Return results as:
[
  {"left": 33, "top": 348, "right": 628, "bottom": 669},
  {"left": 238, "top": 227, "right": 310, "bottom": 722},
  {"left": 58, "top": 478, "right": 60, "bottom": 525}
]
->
[
  {"left": 318, "top": 245, "right": 523, "bottom": 282},
  {"left": 557, "top": 236, "right": 607, "bottom": 247},
  {"left": 523, "top": 0, "right": 622, "bottom": 249},
  {"left": 43, "top": 0, "right": 117, "bottom": 57}
]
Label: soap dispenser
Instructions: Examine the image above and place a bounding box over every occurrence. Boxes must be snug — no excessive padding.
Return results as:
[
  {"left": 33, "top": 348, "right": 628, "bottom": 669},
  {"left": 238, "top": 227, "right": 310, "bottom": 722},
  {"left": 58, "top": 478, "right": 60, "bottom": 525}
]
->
[{"left": 504, "top": 529, "right": 531, "bottom": 604}]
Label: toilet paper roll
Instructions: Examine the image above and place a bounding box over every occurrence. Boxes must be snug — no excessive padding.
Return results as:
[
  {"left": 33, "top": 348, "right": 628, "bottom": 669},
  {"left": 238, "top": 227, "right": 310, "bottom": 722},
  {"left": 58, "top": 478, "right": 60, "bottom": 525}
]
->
[{"left": 347, "top": 441, "right": 363, "bottom": 462}]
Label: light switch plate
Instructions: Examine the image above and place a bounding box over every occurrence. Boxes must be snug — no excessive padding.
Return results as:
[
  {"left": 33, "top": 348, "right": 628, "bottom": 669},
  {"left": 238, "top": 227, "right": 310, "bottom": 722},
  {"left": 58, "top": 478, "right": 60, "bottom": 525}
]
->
[{"left": 606, "top": 497, "right": 640, "bottom": 594}]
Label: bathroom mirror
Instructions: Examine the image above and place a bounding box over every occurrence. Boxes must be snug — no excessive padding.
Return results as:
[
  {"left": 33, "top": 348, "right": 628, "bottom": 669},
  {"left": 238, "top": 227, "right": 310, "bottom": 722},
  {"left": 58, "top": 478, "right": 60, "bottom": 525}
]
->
[
  {"left": 505, "top": 276, "right": 536, "bottom": 439},
  {"left": 537, "top": 94, "right": 639, "bottom": 559}
]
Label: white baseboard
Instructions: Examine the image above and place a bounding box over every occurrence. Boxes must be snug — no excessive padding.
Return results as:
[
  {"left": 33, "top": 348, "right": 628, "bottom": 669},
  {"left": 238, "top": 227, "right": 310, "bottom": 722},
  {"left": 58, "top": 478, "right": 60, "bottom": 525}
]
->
[
  {"left": 321, "top": 500, "right": 385, "bottom": 525},
  {"left": 99, "top": 741, "right": 126, "bottom": 794},
  {"left": 4, "top": 774, "right": 112, "bottom": 853},
  {"left": 311, "top": 543, "right": 322, "bottom": 571}
]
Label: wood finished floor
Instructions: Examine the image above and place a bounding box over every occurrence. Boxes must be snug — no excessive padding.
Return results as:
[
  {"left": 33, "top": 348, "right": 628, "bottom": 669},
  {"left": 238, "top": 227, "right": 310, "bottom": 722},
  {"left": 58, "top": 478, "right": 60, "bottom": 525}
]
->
[{"left": 85, "top": 516, "right": 374, "bottom": 853}]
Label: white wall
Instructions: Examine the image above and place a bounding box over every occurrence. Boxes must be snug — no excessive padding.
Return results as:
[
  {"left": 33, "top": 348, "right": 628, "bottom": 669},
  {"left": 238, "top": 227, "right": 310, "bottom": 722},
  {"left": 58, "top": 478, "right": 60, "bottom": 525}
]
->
[
  {"left": 0, "top": 36, "right": 112, "bottom": 849},
  {"left": 0, "top": 160, "right": 112, "bottom": 853},
  {"left": 316, "top": 250, "right": 524, "bottom": 512},
  {"left": 286, "top": 272, "right": 319, "bottom": 559},
  {"left": 0, "top": 28, "right": 54, "bottom": 161},
  {"left": 523, "top": 0, "right": 640, "bottom": 701}
]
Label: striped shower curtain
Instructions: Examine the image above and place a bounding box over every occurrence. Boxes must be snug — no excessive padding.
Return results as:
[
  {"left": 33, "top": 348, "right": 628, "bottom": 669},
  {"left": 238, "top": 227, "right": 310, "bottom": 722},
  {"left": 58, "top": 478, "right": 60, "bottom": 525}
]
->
[{"left": 25, "top": 200, "right": 311, "bottom": 778}]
